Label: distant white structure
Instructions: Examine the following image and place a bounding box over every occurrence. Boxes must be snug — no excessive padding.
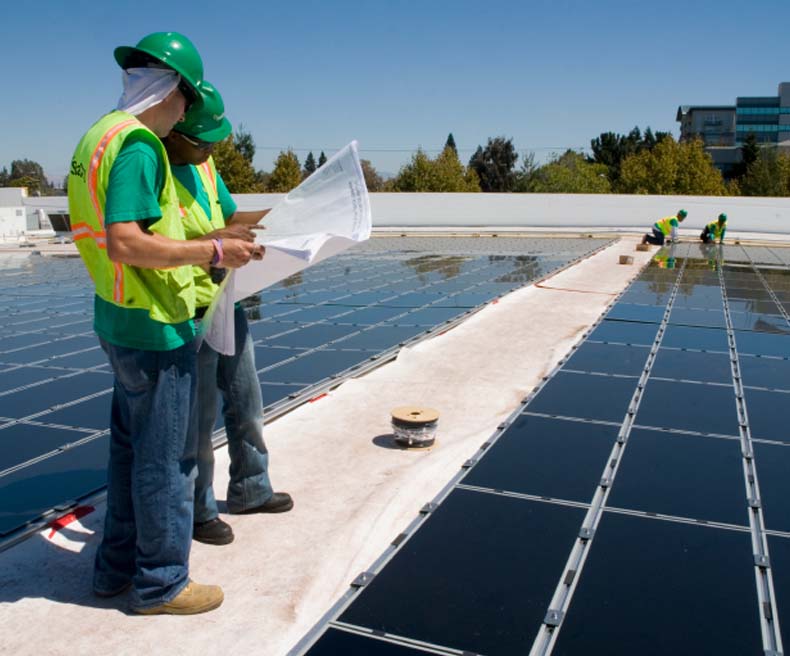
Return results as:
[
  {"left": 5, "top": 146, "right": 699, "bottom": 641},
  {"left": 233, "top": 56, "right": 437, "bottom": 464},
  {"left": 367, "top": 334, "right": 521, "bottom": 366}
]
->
[{"left": 0, "top": 188, "right": 28, "bottom": 239}]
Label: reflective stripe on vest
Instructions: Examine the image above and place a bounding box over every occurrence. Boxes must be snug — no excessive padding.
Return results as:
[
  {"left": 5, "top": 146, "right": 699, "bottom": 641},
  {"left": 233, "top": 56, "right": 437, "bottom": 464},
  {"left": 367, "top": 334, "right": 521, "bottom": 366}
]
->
[
  {"left": 654, "top": 216, "right": 676, "bottom": 236},
  {"left": 68, "top": 111, "right": 196, "bottom": 324}
]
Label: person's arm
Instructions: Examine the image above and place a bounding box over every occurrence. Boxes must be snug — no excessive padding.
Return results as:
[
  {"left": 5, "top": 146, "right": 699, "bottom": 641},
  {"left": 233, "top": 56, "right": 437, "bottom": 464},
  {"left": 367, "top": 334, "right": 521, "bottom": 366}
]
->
[
  {"left": 720, "top": 227, "right": 726, "bottom": 244},
  {"left": 670, "top": 219, "right": 679, "bottom": 242},
  {"left": 107, "top": 221, "right": 262, "bottom": 269}
]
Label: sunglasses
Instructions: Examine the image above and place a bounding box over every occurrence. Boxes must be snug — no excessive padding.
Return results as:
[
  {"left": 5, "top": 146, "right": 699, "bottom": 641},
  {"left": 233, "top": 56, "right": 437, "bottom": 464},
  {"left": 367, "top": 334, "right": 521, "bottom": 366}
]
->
[
  {"left": 176, "top": 131, "right": 213, "bottom": 150},
  {"left": 177, "top": 80, "right": 197, "bottom": 111}
]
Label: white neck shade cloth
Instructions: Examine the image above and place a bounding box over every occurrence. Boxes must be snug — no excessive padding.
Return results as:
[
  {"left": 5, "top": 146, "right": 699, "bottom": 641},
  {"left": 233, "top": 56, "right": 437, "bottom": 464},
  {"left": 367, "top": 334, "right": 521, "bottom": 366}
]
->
[{"left": 116, "top": 67, "right": 181, "bottom": 116}]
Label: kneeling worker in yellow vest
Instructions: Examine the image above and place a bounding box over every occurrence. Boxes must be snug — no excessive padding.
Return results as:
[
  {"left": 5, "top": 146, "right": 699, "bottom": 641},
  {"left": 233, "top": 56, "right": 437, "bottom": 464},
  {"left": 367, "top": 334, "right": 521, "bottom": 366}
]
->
[
  {"left": 162, "top": 82, "right": 293, "bottom": 548},
  {"left": 701, "top": 213, "right": 727, "bottom": 244},
  {"left": 642, "top": 209, "right": 687, "bottom": 246},
  {"left": 67, "top": 32, "right": 262, "bottom": 615}
]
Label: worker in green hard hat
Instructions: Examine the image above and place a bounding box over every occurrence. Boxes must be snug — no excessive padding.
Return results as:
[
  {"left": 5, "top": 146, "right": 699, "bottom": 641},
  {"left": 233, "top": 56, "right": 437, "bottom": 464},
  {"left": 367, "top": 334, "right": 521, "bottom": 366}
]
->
[
  {"left": 642, "top": 209, "right": 687, "bottom": 246},
  {"left": 701, "top": 213, "right": 727, "bottom": 244},
  {"left": 162, "top": 82, "right": 292, "bottom": 549},
  {"left": 68, "top": 32, "right": 259, "bottom": 616}
]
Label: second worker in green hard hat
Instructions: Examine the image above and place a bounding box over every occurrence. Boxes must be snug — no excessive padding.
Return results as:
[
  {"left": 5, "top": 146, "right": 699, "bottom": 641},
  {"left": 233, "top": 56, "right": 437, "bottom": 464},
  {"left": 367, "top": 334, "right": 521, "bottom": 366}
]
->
[
  {"left": 162, "top": 81, "right": 293, "bottom": 548},
  {"left": 700, "top": 213, "right": 727, "bottom": 244}
]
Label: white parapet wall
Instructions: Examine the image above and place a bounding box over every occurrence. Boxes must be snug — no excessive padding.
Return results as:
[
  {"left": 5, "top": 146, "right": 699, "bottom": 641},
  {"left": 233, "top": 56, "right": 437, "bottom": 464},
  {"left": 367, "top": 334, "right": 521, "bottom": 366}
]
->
[
  {"left": 22, "top": 191, "right": 790, "bottom": 235},
  {"left": 232, "top": 192, "right": 790, "bottom": 234}
]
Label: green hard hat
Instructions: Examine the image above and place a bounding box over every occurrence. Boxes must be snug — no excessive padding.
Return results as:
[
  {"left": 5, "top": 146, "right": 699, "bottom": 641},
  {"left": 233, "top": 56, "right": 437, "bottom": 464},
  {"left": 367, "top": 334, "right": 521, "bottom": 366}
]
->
[
  {"left": 718, "top": 213, "right": 727, "bottom": 223},
  {"left": 174, "top": 81, "right": 232, "bottom": 143},
  {"left": 114, "top": 32, "right": 203, "bottom": 95},
  {"left": 678, "top": 209, "right": 688, "bottom": 218}
]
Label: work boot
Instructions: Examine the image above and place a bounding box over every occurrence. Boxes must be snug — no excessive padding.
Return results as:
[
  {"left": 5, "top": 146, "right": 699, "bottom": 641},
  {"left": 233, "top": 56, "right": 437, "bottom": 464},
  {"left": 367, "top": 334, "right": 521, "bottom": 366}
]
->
[
  {"left": 193, "top": 517, "right": 234, "bottom": 545},
  {"left": 134, "top": 580, "right": 224, "bottom": 615},
  {"left": 230, "top": 492, "right": 294, "bottom": 515}
]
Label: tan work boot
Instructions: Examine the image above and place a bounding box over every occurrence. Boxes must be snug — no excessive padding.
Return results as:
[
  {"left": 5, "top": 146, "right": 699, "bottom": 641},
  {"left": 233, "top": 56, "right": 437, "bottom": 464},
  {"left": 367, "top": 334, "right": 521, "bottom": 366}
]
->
[{"left": 134, "top": 580, "right": 224, "bottom": 615}]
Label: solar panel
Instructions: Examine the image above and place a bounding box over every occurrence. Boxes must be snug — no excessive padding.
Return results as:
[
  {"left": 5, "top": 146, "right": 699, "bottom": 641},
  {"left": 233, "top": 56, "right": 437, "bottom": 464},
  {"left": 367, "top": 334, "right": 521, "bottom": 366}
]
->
[
  {"left": 297, "top": 243, "right": 790, "bottom": 655},
  {"left": 0, "top": 236, "right": 611, "bottom": 544}
]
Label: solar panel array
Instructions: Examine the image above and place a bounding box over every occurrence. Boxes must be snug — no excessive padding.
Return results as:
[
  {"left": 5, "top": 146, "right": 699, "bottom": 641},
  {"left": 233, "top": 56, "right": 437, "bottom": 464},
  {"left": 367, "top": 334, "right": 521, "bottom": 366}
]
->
[
  {"left": 296, "top": 242, "right": 790, "bottom": 656},
  {"left": 0, "top": 236, "right": 610, "bottom": 547}
]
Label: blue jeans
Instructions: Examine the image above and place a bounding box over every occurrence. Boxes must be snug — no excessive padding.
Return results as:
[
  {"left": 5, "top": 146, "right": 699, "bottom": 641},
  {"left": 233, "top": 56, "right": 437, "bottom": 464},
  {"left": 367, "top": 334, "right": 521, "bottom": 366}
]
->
[
  {"left": 645, "top": 227, "right": 666, "bottom": 245},
  {"left": 194, "top": 306, "right": 272, "bottom": 522},
  {"left": 95, "top": 338, "right": 199, "bottom": 610}
]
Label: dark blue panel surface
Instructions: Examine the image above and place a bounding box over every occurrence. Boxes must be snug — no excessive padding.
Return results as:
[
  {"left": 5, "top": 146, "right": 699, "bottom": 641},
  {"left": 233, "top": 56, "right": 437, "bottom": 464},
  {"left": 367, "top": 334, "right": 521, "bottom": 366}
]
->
[
  {"left": 264, "top": 349, "right": 371, "bottom": 384},
  {"left": 40, "top": 392, "right": 112, "bottom": 431},
  {"left": 0, "top": 367, "right": 57, "bottom": 393},
  {"left": 636, "top": 380, "right": 739, "bottom": 436},
  {"left": 252, "top": 346, "right": 299, "bottom": 370},
  {"left": 464, "top": 415, "right": 618, "bottom": 502},
  {"left": 606, "top": 304, "right": 665, "bottom": 324},
  {"left": 729, "top": 311, "right": 788, "bottom": 334},
  {"left": 260, "top": 383, "right": 309, "bottom": 408},
  {"left": 0, "top": 372, "right": 112, "bottom": 419},
  {"left": 0, "top": 435, "right": 108, "bottom": 536},
  {"left": 768, "top": 536, "right": 790, "bottom": 650},
  {"left": 609, "top": 429, "right": 746, "bottom": 525},
  {"left": 553, "top": 514, "right": 762, "bottom": 655},
  {"left": 587, "top": 319, "right": 659, "bottom": 346},
  {"left": 668, "top": 308, "right": 726, "bottom": 329},
  {"left": 305, "top": 630, "right": 434, "bottom": 656},
  {"left": 738, "top": 356, "right": 790, "bottom": 391},
  {"left": 248, "top": 320, "right": 299, "bottom": 341},
  {"left": 735, "top": 330, "right": 790, "bottom": 357},
  {"left": 334, "top": 306, "right": 408, "bottom": 325},
  {"left": 47, "top": 347, "right": 108, "bottom": 369},
  {"left": 400, "top": 307, "right": 467, "bottom": 326},
  {"left": 562, "top": 343, "right": 649, "bottom": 377},
  {"left": 753, "top": 443, "right": 790, "bottom": 533},
  {"left": 650, "top": 349, "right": 733, "bottom": 384},
  {"left": 661, "top": 325, "right": 729, "bottom": 352},
  {"left": 0, "top": 423, "right": 91, "bottom": 471},
  {"left": 335, "top": 326, "right": 426, "bottom": 350},
  {"left": 267, "top": 323, "right": 362, "bottom": 349},
  {"left": 339, "top": 490, "right": 585, "bottom": 656},
  {"left": 743, "top": 388, "right": 788, "bottom": 443},
  {"left": 528, "top": 372, "right": 636, "bottom": 423}
]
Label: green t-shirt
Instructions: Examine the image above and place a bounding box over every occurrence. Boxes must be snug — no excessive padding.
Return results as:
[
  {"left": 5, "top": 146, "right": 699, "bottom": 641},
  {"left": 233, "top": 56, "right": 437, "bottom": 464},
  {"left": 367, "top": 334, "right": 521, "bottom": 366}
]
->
[
  {"left": 95, "top": 137, "right": 195, "bottom": 351},
  {"left": 171, "top": 164, "right": 237, "bottom": 221}
]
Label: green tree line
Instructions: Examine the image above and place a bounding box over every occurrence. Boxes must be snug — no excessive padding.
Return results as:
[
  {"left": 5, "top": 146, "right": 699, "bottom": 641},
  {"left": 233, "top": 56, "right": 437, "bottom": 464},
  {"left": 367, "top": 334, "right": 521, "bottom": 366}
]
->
[{"left": 6, "top": 127, "right": 788, "bottom": 197}]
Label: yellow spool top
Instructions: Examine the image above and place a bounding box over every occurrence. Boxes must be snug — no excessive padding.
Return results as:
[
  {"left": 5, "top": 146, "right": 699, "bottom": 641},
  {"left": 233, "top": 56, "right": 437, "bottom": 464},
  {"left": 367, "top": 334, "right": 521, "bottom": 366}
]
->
[{"left": 391, "top": 406, "right": 440, "bottom": 425}]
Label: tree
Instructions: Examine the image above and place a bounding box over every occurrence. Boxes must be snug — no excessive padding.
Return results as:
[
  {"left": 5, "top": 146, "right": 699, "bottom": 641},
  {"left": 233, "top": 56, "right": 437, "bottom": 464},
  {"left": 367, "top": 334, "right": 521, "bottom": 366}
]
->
[
  {"left": 360, "top": 159, "right": 384, "bottom": 191},
  {"left": 233, "top": 124, "right": 255, "bottom": 164},
  {"left": 468, "top": 137, "right": 518, "bottom": 192},
  {"left": 526, "top": 150, "right": 611, "bottom": 193},
  {"left": 212, "top": 137, "right": 259, "bottom": 192},
  {"left": 738, "top": 150, "right": 790, "bottom": 196},
  {"left": 590, "top": 126, "right": 668, "bottom": 185},
  {"left": 318, "top": 151, "right": 327, "bottom": 167},
  {"left": 0, "top": 167, "right": 8, "bottom": 186},
  {"left": 268, "top": 149, "right": 302, "bottom": 192},
  {"left": 617, "top": 136, "right": 727, "bottom": 195},
  {"left": 388, "top": 147, "right": 480, "bottom": 192},
  {"left": 444, "top": 133, "right": 457, "bottom": 156},
  {"left": 513, "top": 152, "right": 539, "bottom": 192},
  {"left": 4, "top": 159, "right": 53, "bottom": 195},
  {"left": 303, "top": 151, "right": 317, "bottom": 177},
  {"left": 733, "top": 133, "right": 760, "bottom": 179}
]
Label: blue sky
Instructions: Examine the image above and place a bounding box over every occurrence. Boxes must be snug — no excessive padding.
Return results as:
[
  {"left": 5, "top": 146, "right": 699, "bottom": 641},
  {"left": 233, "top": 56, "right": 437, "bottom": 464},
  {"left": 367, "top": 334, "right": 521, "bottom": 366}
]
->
[{"left": 2, "top": 0, "right": 789, "bottom": 183}]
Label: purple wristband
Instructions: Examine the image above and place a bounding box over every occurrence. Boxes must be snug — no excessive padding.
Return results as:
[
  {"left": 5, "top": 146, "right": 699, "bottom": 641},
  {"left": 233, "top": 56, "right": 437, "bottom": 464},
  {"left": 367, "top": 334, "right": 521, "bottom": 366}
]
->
[{"left": 211, "top": 238, "right": 224, "bottom": 266}]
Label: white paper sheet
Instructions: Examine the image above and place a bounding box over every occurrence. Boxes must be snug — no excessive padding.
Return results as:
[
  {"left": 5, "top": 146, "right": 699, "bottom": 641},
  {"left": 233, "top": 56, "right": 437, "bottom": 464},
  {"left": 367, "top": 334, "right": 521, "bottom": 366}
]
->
[{"left": 200, "top": 141, "right": 372, "bottom": 355}]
